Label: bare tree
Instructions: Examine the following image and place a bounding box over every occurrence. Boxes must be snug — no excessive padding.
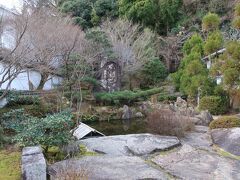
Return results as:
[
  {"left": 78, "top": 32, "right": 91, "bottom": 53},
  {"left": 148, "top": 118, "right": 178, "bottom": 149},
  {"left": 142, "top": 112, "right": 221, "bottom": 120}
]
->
[
  {"left": 19, "top": 7, "right": 84, "bottom": 90},
  {"left": 100, "top": 19, "right": 158, "bottom": 90},
  {"left": 0, "top": 9, "right": 31, "bottom": 99}
]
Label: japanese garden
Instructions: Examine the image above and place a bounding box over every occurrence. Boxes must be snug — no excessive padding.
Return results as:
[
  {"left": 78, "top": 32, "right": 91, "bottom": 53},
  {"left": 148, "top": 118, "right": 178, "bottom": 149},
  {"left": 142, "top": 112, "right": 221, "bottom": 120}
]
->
[{"left": 0, "top": 0, "right": 240, "bottom": 179}]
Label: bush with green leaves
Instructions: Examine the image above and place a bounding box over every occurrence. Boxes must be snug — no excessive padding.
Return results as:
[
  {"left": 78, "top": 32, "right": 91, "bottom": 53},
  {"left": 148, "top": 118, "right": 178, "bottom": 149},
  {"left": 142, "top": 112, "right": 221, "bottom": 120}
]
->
[
  {"left": 199, "top": 96, "right": 227, "bottom": 115},
  {"left": 1, "top": 109, "right": 33, "bottom": 133},
  {"left": 95, "top": 88, "right": 162, "bottom": 105},
  {"left": 142, "top": 58, "right": 167, "bottom": 86},
  {"left": 209, "top": 116, "right": 240, "bottom": 129},
  {"left": 204, "top": 30, "right": 223, "bottom": 55},
  {"left": 60, "top": 0, "right": 118, "bottom": 29},
  {"left": 182, "top": 33, "right": 204, "bottom": 56},
  {"left": 14, "top": 111, "right": 74, "bottom": 150},
  {"left": 6, "top": 93, "right": 40, "bottom": 107},
  {"left": 202, "top": 12, "right": 220, "bottom": 32},
  {"left": 119, "top": 0, "right": 182, "bottom": 35}
]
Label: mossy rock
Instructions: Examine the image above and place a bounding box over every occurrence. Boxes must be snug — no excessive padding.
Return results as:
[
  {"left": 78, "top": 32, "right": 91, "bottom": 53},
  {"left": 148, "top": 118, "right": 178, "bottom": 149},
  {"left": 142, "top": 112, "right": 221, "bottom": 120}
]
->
[{"left": 209, "top": 116, "right": 240, "bottom": 129}]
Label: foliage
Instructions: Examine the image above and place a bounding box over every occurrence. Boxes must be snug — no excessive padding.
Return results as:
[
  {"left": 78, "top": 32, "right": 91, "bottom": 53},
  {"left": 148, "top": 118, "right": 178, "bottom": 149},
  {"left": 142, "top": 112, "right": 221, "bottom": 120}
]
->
[
  {"left": 204, "top": 30, "right": 223, "bottom": 55},
  {"left": 234, "top": 3, "right": 240, "bottom": 17},
  {"left": 95, "top": 88, "right": 162, "bottom": 105},
  {"left": 183, "top": 33, "right": 204, "bottom": 56},
  {"left": 118, "top": 0, "right": 182, "bottom": 35},
  {"left": 142, "top": 58, "right": 167, "bottom": 85},
  {"left": 199, "top": 96, "right": 228, "bottom": 115},
  {"left": 208, "top": 0, "right": 228, "bottom": 15},
  {"left": 147, "top": 109, "right": 195, "bottom": 137},
  {"left": 158, "top": 94, "right": 177, "bottom": 102},
  {"left": 6, "top": 93, "right": 40, "bottom": 107},
  {"left": 209, "top": 116, "right": 240, "bottom": 129},
  {"left": 60, "top": 0, "right": 118, "bottom": 29},
  {"left": 81, "top": 114, "right": 99, "bottom": 122},
  {"left": 1, "top": 109, "right": 33, "bottom": 133},
  {"left": 233, "top": 3, "right": 240, "bottom": 29},
  {"left": 172, "top": 32, "right": 215, "bottom": 98},
  {"left": 0, "top": 150, "right": 21, "bottom": 180},
  {"left": 211, "top": 41, "right": 240, "bottom": 89},
  {"left": 202, "top": 12, "right": 220, "bottom": 32},
  {"left": 14, "top": 111, "right": 74, "bottom": 149}
]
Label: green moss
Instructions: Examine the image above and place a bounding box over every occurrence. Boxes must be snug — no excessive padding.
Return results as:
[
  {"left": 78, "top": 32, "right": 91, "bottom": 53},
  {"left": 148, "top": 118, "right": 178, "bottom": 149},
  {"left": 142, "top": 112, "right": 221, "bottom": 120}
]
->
[
  {"left": 213, "top": 145, "right": 240, "bottom": 160},
  {"left": 209, "top": 116, "right": 240, "bottom": 129},
  {"left": 79, "top": 144, "right": 98, "bottom": 156},
  {"left": 0, "top": 150, "right": 21, "bottom": 180}
]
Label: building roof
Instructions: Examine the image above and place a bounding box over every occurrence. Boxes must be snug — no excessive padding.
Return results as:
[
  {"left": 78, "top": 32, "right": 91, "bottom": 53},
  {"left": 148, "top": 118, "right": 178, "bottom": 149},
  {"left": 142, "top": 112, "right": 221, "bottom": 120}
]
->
[{"left": 73, "top": 122, "right": 104, "bottom": 140}]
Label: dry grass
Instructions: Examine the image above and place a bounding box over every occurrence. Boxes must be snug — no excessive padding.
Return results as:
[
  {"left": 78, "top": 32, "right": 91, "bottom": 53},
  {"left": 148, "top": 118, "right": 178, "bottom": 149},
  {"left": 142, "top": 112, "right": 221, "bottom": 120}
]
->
[
  {"left": 147, "top": 109, "right": 195, "bottom": 137},
  {"left": 50, "top": 160, "right": 89, "bottom": 180}
]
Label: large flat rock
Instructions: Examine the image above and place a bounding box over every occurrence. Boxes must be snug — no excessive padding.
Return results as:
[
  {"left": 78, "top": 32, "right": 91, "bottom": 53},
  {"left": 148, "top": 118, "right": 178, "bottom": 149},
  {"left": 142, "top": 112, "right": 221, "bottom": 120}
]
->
[
  {"left": 211, "top": 128, "right": 240, "bottom": 156},
  {"left": 79, "top": 133, "right": 180, "bottom": 156},
  {"left": 152, "top": 144, "right": 240, "bottom": 180},
  {"left": 50, "top": 156, "right": 167, "bottom": 180}
]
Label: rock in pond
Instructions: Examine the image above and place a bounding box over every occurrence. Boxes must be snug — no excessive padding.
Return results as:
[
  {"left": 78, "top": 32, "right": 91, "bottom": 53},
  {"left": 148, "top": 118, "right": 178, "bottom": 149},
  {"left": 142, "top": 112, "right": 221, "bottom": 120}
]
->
[
  {"left": 211, "top": 128, "right": 240, "bottom": 156},
  {"left": 79, "top": 134, "right": 180, "bottom": 156},
  {"left": 122, "top": 105, "right": 132, "bottom": 119},
  {"left": 50, "top": 156, "right": 167, "bottom": 180}
]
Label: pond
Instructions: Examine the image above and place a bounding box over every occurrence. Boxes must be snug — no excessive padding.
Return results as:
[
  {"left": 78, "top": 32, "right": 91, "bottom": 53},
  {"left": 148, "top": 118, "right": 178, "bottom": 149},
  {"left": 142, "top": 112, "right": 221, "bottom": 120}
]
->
[{"left": 84, "top": 118, "right": 149, "bottom": 136}]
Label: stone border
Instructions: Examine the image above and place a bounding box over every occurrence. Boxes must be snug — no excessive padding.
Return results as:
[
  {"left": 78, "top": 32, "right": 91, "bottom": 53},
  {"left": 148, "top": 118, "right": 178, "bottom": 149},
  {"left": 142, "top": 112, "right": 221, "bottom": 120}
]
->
[{"left": 22, "top": 146, "right": 47, "bottom": 180}]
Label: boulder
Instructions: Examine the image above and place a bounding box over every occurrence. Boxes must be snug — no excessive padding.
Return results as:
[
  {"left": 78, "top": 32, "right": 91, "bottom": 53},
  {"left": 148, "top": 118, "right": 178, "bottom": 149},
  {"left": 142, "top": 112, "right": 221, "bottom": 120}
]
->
[
  {"left": 50, "top": 156, "right": 168, "bottom": 180},
  {"left": 195, "top": 110, "right": 213, "bottom": 126},
  {"left": 79, "top": 134, "right": 180, "bottom": 156},
  {"left": 22, "top": 146, "right": 46, "bottom": 180},
  {"left": 135, "top": 112, "right": 144, "bottom": 118},
  {"left": 122, "top": 105, "right": 132, "bottom": 120},
  {"left": 152, "top": 144, "right": 240, "bottom": 179},
  {"left": 175, "top": 97, "right": 187, "bottom": 108},
  {"left": 211, "top": 128, "right": 240, "bottom": 156}
]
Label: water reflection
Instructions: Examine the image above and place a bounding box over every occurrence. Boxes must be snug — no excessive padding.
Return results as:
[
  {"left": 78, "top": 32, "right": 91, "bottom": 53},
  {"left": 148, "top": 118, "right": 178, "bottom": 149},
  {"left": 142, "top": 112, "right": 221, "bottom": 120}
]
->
[{"left": 85, "top": 118, "right": 148, "bottom": 136}]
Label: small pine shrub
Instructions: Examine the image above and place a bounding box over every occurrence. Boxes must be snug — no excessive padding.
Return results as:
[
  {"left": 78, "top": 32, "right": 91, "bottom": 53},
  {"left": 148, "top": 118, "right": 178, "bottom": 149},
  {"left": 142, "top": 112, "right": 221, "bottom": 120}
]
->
[
  {"left": 234, "top": 3, "right": 240, "bottom": 17},
  {"left": 199, "top": 96, "right": 228, "bottom": 115},
  {"left": 232, "top": 16, "right": 240, "bottom": 29},
  {"left": 209, "top": 116, "right": 240, "bottom": 129},
  {"left": 95, "top": 88, "right": 162, "bottom": 105},
  {"left": 202, "top": 13, "right": 220, "bottom": 32}
]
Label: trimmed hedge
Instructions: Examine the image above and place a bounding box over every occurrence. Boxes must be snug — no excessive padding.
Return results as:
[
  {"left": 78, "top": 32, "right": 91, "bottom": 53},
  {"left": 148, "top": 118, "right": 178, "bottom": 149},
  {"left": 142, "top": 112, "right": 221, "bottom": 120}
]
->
[
  {"left": 199, "top": 96, "right": 227, "bottom": 115},
  {"left": 95, "top": 88, "right": 162, "bottom": 105},
  {"left": 209, "top": 116, "right": 240, "bottom": 129}
]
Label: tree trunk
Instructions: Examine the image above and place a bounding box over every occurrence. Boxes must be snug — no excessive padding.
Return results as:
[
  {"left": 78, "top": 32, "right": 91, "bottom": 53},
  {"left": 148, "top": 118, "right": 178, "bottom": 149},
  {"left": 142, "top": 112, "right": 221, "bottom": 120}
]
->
[{"left": 37, "top": 73, "right": 49, "bottom": 90}]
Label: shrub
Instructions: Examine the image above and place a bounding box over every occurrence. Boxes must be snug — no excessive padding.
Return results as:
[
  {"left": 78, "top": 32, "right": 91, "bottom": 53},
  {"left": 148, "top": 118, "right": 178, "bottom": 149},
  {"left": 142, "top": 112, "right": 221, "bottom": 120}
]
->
[
  {"left": 204, "top": 30, "right": 223, "bottom": 55},
  {"left": 209, "top": 116, "right": 240, "bottom": 129},
  {"left": 147, "top": 109, "right": 194, "bottom": 137},
  {"left": 6, "top": 93, "right": 40, "bottom": 107},
  {"left": 158, "top": 94, "right": 177, "bottom": 102},
  {"left": 202, "top": 12, "right": 220, "bottom": 32},
  {"left": 232, "top": 16, "right": 240, "bottom": 29},
  {"left": 14, "top": 111, "right": 74, "bottom": 150},
  {"left": 142, "top": 58, "right": 167, "bottom": 85},
  {"left": 199, "top": 96, "right": 227, "bottom": 115},
  {"left": 234, "top": 3, "right": 240, "bottom": 17},
  {"left": 1, "top": 109, "right": 33, "bottom": 133},
  {"left": 95, "top": 88, "right": 162, "bottom": 105}
]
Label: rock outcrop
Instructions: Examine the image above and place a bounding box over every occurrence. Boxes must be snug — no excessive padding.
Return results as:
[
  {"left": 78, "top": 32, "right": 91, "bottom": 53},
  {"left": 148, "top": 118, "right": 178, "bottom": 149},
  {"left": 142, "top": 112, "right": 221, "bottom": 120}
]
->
[
  {"left": 211, "top": 128, "right": 240, "bottom": 156},
  {"left": 78, "top": 134, "right": 180, "bottom": 156}
]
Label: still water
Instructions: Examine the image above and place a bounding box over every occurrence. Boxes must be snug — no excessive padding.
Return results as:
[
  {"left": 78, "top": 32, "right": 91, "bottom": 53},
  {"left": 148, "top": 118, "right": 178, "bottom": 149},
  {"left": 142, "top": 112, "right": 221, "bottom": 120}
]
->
[{"left": 85, "top": 118, "right": 149, "bottom": 136}]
